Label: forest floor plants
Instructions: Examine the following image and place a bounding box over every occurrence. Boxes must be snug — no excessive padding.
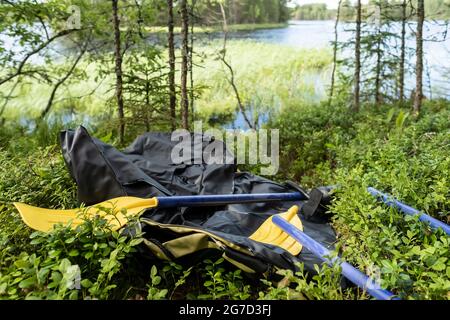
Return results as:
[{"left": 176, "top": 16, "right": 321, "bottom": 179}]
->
[{"left": 0, "top": 100, "right": 448, "bottom": 300}]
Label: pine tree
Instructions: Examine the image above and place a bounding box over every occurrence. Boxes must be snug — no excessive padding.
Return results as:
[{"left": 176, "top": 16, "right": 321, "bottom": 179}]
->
[
  {"left": 414, "top": 0, "right": 425, "bottom": 116},
  {"left": 112, "top": 0, "right": 125, "bottom": 144},
  {"left": 167, "top": 0, "right": 177, "bottom": 130},
  {"left": 353, "top": 0, "right": 362, "bottom": 112},
  {"left": 180, "top": 0, "right": 190, "bottom": 129}
]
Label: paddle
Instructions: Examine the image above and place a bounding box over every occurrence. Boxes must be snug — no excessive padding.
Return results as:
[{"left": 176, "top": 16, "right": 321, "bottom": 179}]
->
[
  {"left": 272, "top": 211, "right": 399, "bottom": 300},
  {"left": 368, "top": 187, "right": 450, "bottom": 235},
  {"left": 14, "top": 192, "right": 307, "bottom": 255}
]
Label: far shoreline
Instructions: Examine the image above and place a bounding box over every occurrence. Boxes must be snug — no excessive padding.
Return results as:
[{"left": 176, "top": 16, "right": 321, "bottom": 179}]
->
[{"left": 143, "top": 23, "right": 289, "bottom": 34}]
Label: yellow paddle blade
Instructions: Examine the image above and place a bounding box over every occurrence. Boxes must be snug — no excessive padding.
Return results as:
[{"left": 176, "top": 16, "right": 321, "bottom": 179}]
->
[
  {"left": 249, "top": 205, "right": 303, "bottom": 256},
  {"left": 14, "top": 197, "right": 159, "bottom": 233}
]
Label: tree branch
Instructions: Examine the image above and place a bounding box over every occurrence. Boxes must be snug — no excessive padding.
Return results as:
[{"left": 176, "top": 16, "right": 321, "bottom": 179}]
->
[
  {"left": 0, "top": 28, "right": 78, "bottom": 87},
  {"left": 218, "top": 2, "right": 254, "bottom": 130},
  {"left": 40, "top": 37, "right": 89, "bottom": 119}
]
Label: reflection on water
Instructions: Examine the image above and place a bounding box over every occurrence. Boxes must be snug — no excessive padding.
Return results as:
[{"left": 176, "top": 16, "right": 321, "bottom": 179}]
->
[
  {"left": 18, "top": 112, "right": 94, "bottom": 134},
  {"left": 2, "top": 20, "right": 449, "bottom": 129},
  {"left": 220, "top": 20, "right": 449, "bottom": 128},
  {"left": 216, "top": 20, "right": 341, "bottom": 48},
  {"left": 218, "top": 20, "right": 450, "bottom": 98}
]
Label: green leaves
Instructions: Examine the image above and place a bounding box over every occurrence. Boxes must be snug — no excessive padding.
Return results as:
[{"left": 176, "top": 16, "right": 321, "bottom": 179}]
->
[
  {"left": 150, "top": 266, "right": 161, "bottom": 286},
  {"left": 430, "top": 258, "right": 447, "bottom": 271},
  {"left": 259, "top": 262, "right": 350, "bottom": 300},
  {"left": 0, "top": 187, "right": 144, "bottom": 300},
  {"left": 395, "top": 110, "right": 410, "bottom": 132},
  {"left": 270, "top": 102, "right": 450, "bottom": 299},
  {"left": 146, "top": 266, "right": 168, "bottom": 300},
  {"left": 386, "top": 107, "right": 396, "bottom": 123},
  {"left": 196, "top": 258, "right": 251, "bottom": 300},
  {"left": 19, "top": 276, "right": 36, "bottom": 289}
]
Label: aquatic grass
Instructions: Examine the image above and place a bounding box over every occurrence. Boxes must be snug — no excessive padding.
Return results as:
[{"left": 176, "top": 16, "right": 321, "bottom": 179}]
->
[
  {"left": 1, "top": 40, "right": 332, "bottom": 129},
  {"left": 1, "top": 61, "right": 113, "bottom": 120},
  {"left": 192, "top": 40, "right": 332, "bottom": 124}
]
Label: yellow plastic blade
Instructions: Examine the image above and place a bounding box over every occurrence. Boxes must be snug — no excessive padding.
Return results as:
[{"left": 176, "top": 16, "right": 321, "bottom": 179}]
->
[
  {"left": 249, "top": 205, "right": 303, "bottom": 256},
  {"left": 14, "top": 197, "right": 159, "bottom": 233}
]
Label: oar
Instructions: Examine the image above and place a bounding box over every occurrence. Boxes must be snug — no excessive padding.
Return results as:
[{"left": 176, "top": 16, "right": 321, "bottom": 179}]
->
[
  {"left": 15, "top": 193, "right": 307, "bottom": 255},
  {"left": 368, "top": 187, "right": 450, "bottom": 235},
  {"left": 272, "top": 212, "right": 399, "bottom": 300}
]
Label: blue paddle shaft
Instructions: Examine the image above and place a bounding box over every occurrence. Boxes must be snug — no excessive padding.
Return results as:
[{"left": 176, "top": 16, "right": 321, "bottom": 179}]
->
[
  {"left": 272, "top": 215, "right": 398, "bottom": 301},
  {"left": 156, "top": 192, "right": 306, "bottom": 208},
  {"left": 368, "top": 187, "right": 450, "bottom": 236}
]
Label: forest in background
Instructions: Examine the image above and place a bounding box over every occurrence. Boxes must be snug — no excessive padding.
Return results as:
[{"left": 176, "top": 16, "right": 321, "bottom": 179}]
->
[
  {"left": 292, "top": 0, "right": 450, "bottom": 20},
  {"left": 123, "top": 0, "right": 291, "bottom": 27},
  {"left": 0, "top": 0, "right": 449, "bottom": 300}
]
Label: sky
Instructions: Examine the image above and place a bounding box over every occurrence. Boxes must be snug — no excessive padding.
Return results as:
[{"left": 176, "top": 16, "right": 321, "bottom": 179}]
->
[{"left": 289, "top": 0, "right": 369, "bottom": 10}]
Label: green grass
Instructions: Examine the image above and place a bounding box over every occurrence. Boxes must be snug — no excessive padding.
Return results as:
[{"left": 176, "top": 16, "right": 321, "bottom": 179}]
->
[
  {"left": 193, "top": 40, "right": 332, "bottom": 125},
  {"left": 0, "top": 37, "right": 448, "bottom": 300},
  {"left": 0, "top": 62, "right": 112, "bottom": 120},
  {"left": 0, "top": 40, "right": 332, "bottom": 128},
  {"left": 0, "top": 100, "right": 448, "bottom": 300}
]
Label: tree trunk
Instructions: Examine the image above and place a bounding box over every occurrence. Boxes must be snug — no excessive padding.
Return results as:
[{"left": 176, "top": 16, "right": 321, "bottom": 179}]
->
[
  {"left": 189, "top": 0, "right": 196, "bottom": 125},
  {"left": 399, "top": 0, "right": 407, "bottom": 102},
  {"left": 353, "top": 0, "right": 362, "bottom": 112},
  {"left": 374, "top": 2, "right": 383, "bottom": 107},
  {"left": 112, "top": 0, "right": 125, "bottom": 144},
  {"left": 145, "top": 81, "right": 150, "bottom": 132},
  {"left": 375, "top": 34, "right": 382, "bottom": 107},
  {"left": 180, "top": 0, "right": 190, "bottom": 130},
  {"left": 167, "top": 0, "right": 177, "bottom": 130},
  {"left": 375, "top": 35, "right": 383, "bottom": 107},
  {"left": 413, "top": 0, "right": 424, "bottom": 116},
  {"left": 329, "top": 0, "right": 343, "bottom": 106}
]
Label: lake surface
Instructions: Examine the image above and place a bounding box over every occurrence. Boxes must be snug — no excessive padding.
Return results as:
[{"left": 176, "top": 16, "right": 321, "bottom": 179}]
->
[
  {"left": 205, "top": 20, "right": 449, "bottom": 128},
  {"left": 215, "top": 20, "right": 450, "bottom": 100},
  {"left": 3, "top": 20, "right": 449, "bottom": 99},
  {"left": 2, "top": 20, "right": 449, "bottom": 129}
]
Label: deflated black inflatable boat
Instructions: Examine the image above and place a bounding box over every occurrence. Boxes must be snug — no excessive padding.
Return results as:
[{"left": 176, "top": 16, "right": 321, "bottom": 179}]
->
[{"left": 60, "top": 126, "right": 337, "bottom": 274}]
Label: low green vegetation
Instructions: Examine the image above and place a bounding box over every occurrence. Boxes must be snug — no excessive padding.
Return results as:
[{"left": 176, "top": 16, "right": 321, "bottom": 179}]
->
[
  {"left": 1, "top": 99, "right": 448, "bottom": 300},
  {"left": 271, "top": 100, "right": 450, "bottom": 299},
  {"left": 0, "top": 0, "right": 448, "bottom": 302}
]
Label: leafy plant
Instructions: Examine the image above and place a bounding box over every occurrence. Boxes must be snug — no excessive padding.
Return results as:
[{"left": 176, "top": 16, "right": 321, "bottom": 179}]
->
[
  {"left": 147, "top": 266, "right": 168, "bottom": 300},
  {"left": 0, "top": 100, "right": 449, "bottom": 300},
  {"left": 0, "top": 204, "right": 144, "bottom": 300},
  {"left": 197, "top": 258, "right": 251, "bottom": 300}
]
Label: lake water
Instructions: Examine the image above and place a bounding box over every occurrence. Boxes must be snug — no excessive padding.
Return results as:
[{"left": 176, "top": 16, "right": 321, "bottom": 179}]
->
[
  {"left": 2, "top": 20, "right": 449, "bottom": 129},
  {"left": 207, "top": 20, "right": 449, "bottom": 128},
  {"left": 219, "top": 20, "right": 450, "bottom": 99},
  {"left": 3, "top": 20, "right": 449, "bottom": 99}
]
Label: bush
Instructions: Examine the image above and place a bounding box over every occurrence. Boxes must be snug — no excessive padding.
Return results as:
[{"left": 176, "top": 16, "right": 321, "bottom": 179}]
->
[
  {"left": 0, "top": 208, "right": 145, "bottom": 300},
  {"left": 267, "top": 101, "right": 450, "bottom": 299},
  {"left": 0, "top": 101, "right": 448, "bottom": 300}
]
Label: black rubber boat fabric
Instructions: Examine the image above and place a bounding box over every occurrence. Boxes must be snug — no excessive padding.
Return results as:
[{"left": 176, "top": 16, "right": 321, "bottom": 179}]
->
[{"left": 60, "top": 126, "right": 336, "bottom": 273}]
